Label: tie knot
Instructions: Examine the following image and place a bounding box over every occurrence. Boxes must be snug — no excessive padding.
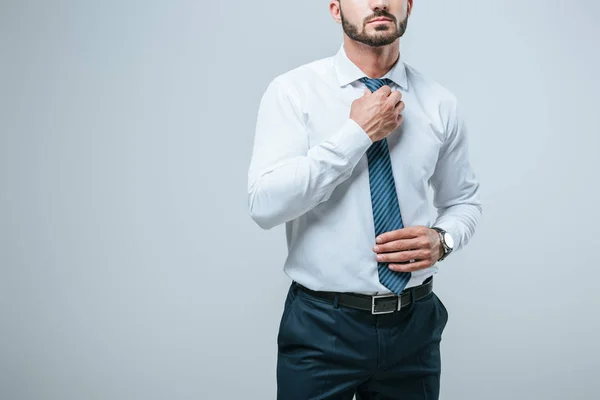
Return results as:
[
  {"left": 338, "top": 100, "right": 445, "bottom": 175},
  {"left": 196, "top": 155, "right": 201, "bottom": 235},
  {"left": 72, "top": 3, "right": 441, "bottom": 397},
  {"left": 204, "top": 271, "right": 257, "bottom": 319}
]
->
[{"left": 360, "top": 77, "right": 394, "bottom": 92}]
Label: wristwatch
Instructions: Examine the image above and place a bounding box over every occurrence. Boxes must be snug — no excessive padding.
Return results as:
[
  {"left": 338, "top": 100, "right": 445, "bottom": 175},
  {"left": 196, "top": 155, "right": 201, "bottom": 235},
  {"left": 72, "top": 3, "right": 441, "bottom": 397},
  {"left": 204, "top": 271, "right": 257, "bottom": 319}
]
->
[{"left": 431, "top": 227, "right": 454, "bottom": 261}]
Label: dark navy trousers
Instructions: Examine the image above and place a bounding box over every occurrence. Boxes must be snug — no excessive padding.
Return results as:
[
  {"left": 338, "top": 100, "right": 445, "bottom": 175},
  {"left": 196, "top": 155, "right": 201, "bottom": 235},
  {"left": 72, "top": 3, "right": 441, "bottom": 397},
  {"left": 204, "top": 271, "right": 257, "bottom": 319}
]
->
[{"left": 276, "top": 281, "right": 449, "bottom": 400}]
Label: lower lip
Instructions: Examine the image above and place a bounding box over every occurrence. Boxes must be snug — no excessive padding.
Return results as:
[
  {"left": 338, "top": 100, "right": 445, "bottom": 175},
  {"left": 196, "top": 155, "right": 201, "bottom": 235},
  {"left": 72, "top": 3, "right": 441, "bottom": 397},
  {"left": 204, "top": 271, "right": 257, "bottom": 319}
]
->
[{"left": 369, "top": 19, "right": 392, "bottom": 24}]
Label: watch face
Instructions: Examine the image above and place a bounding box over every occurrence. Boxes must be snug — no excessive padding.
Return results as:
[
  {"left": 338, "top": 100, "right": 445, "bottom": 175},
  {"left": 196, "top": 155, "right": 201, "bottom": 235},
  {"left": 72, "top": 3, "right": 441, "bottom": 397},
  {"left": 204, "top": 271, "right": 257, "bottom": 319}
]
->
[{"left": 443, "top": 232, "right": 454, "bottom": 249}]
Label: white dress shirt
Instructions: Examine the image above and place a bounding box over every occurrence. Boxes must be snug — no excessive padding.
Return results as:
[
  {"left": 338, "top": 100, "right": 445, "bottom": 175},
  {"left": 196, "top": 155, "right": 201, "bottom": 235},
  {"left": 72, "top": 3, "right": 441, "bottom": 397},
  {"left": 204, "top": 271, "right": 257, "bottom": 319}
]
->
[{"left": 247, "top": 43, "right": 482, "bottom": 294}]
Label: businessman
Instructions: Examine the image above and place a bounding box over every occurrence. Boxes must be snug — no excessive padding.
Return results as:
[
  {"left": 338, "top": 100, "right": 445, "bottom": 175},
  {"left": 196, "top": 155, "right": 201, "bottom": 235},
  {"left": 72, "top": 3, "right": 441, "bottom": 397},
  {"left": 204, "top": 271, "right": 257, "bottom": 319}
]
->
[{"left": 247, "top": 0, "right": 482, "bottom": 398}]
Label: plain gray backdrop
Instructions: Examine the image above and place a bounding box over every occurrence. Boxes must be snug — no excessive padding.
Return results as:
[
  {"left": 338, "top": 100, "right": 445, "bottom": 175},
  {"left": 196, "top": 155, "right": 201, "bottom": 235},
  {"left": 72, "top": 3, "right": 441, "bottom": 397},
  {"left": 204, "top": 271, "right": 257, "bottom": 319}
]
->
[{"left": 1, "top": 0, "right": 599, "bottom": 399}]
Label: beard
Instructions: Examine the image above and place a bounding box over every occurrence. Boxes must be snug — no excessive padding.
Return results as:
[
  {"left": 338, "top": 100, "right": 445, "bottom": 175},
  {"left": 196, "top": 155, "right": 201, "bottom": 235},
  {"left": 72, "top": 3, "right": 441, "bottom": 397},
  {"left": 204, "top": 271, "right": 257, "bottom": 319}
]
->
[{"left": 340, "top": 8, "right": 408, "bottom": 47}]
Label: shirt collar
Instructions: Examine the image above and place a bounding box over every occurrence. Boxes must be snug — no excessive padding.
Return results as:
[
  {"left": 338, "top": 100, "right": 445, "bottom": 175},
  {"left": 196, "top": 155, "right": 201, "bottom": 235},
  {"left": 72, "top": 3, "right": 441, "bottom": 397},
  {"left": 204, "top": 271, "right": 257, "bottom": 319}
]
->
[{"left": 333, "top": 43, "right": 409, "bottom": 91}]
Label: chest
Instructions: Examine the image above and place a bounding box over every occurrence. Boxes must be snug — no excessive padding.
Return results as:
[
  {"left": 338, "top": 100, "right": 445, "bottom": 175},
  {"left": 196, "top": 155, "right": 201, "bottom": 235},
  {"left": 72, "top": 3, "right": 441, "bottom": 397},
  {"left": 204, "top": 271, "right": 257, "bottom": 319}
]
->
[{"left": 304, "top": 83, "right": 445, "bottom": 181}]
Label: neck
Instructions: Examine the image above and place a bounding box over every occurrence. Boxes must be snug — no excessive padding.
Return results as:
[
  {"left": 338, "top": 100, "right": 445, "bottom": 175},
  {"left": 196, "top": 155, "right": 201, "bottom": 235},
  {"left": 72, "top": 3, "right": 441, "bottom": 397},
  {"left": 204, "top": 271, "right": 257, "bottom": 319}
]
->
[{"left": 343, "top": 37, "right": 400, "bottom": 79}]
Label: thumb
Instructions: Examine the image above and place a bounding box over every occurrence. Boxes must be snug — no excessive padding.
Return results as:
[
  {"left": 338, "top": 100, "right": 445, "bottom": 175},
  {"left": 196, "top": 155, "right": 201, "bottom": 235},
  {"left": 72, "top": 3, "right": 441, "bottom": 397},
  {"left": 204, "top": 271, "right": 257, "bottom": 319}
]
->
[{"left": 363, "top": 88, "right": 370, "bottom": 96}]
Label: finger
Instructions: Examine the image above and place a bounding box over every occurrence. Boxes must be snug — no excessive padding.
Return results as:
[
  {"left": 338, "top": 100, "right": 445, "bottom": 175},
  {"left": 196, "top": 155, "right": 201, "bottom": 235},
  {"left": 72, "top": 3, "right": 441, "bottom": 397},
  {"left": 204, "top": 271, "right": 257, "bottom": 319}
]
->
[
  {"left": 375, "top": 85, "right": 392, "bottom": 96},
  {"left": 389, "top": 259, "right": 432, "bottom": 272},
  {"left": 388, "top": 90, "right": 402, "bottom": 104},
  {"left": 376, "top": 249, "right": 429, "bottom": 263},
  {"left": 376, "top": 226, "right": 423, "bottom": 244},
  {"left": 373, "top": 237, "right": 421, "bottom": 253},
  {"left": 394, "top": 100, "right": 405, "bottom": 114}
]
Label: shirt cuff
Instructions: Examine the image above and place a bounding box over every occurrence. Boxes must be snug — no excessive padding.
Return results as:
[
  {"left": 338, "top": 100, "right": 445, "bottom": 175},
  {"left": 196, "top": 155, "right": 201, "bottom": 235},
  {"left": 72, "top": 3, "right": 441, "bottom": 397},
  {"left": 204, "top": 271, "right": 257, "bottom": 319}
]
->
[
  {"left": 431, "top": 220, "right": 461, "bottom": 252},
  {"left": 327, "top": 118, "right": 373, "bottom": 166}
]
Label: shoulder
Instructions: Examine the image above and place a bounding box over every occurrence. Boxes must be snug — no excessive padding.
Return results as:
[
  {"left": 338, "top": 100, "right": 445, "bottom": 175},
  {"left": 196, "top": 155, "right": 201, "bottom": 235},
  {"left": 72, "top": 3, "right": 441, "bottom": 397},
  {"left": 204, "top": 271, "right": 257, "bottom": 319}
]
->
[
  {"left": 272, "top": 54, "right": 334, "bottom": 87},
  {"left": 264, "top": 55, "right": 335, "bottom": 103},
  {"left": 405, "top": 62, "right": 458, "bottom": 107},
  {"left": 404, "top": 62, "right": 460, "bottom": 132}
]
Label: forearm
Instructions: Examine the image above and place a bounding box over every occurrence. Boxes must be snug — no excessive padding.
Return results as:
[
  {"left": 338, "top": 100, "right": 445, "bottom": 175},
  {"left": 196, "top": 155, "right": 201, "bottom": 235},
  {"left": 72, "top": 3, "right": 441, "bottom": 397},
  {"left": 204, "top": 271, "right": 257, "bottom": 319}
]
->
[{"left": 248, "top": 119, "right": 372, "bottom": 230}]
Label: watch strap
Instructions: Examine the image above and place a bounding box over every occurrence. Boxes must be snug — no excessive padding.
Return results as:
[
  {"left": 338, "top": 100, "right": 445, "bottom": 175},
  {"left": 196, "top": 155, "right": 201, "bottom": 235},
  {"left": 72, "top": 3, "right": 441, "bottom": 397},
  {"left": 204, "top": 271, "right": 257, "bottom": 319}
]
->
[{"left": 431, "top": 226, "right": 451, "bottom": 261}]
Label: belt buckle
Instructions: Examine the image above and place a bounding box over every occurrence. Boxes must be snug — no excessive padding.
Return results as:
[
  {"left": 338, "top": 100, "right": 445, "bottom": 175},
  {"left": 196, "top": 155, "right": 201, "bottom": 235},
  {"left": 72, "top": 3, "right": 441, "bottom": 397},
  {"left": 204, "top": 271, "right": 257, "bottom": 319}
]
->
[{"left": 371, "top": 294, "right": 398, "bottom": 315}]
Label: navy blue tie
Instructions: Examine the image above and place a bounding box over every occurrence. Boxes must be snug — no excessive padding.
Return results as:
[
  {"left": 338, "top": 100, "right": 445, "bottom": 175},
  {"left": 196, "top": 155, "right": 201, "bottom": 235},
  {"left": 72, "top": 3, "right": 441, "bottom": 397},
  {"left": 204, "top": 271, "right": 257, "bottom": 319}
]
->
[{"left": 360, "top": 77, "right": 411, "bottom": 295}]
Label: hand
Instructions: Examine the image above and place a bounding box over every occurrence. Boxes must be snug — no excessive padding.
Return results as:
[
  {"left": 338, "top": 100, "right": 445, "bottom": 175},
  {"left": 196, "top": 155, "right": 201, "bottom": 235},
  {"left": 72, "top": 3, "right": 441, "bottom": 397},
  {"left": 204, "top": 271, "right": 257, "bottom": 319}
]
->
[
  {"left": 350, "top": 85, "right": 405, "bottom": 142},
  {"left": 372, "top": 226, "right": 443, "bottom": 272}
]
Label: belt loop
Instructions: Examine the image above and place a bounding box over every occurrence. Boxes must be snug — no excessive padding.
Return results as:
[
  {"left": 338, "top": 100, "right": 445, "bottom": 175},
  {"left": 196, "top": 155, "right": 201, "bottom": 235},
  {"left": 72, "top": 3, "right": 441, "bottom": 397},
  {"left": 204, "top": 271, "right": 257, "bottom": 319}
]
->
[
  {"left": 333, "top": 294, "right": 340, "bottom": 309},
  {"left": 292, "top": 281, "right": 298, "bottom": 295}
]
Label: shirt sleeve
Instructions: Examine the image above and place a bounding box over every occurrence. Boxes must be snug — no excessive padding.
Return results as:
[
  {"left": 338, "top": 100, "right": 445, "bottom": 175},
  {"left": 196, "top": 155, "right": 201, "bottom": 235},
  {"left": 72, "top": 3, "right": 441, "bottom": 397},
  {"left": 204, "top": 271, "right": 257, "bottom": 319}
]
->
[
  {"left": 430, "top": 96, "right": 483, "bottom": 251},
  {"left": 247, "top": 78, "right": 373, "bottom": 230}
]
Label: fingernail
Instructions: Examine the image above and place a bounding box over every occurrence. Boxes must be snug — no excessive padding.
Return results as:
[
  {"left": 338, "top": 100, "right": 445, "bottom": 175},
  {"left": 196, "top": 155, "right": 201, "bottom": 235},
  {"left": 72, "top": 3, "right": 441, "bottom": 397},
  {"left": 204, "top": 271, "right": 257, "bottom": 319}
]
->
[
  {"left": 376, "top": 255, "right": 383, "bottom": 261},
  {"left": 376, "top": 237, "right": 382, "bottom": 243},
  {"left": 373, "top": 245, "right": 379, "bottom": 252}
]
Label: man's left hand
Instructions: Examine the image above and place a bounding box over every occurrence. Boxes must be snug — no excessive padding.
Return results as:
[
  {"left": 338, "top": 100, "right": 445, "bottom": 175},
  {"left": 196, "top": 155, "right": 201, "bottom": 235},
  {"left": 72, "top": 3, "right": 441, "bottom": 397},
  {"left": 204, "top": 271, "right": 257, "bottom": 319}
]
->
[{"left": 372, "top": 226, "right": 443, "bottom": 272}]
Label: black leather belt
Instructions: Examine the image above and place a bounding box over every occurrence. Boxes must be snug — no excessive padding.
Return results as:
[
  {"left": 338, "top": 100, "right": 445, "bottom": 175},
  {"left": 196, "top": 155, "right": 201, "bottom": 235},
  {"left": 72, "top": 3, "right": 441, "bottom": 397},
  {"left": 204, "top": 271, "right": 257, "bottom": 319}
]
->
[{"left": 295, "top": 276, "right": 433, "bottom": 315}]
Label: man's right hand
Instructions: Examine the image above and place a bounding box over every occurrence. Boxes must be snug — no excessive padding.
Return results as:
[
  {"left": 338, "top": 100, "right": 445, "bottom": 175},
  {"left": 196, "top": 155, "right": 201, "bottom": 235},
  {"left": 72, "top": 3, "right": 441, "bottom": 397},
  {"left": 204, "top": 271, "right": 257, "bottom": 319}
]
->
[{"left": 349, "top": 85, "right": 405, "bottom": 143}]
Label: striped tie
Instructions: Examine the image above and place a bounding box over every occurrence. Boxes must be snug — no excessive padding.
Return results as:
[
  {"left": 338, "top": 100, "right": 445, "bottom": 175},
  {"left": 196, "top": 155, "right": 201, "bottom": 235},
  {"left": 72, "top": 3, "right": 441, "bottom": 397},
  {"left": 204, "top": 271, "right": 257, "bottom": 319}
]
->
[{"left": 360, "top": 77, "right": 411, "bottom": 295}]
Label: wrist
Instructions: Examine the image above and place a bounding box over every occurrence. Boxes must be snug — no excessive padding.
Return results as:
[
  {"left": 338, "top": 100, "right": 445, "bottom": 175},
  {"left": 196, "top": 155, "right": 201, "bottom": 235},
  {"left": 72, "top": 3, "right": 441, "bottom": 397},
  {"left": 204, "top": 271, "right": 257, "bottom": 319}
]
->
[
  {"left": 430, "top": 228, "right": 444, "bottom": 261},
  {"left": 436, "top": 242, "right": 445, "bottom": 261}
]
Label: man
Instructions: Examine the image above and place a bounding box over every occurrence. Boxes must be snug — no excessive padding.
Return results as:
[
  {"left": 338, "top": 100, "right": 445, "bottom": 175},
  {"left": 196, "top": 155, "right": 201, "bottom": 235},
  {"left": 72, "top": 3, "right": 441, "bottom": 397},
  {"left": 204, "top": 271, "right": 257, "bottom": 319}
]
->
[{"left": 247, "top": 0, "right": 482, "bottom": 398}]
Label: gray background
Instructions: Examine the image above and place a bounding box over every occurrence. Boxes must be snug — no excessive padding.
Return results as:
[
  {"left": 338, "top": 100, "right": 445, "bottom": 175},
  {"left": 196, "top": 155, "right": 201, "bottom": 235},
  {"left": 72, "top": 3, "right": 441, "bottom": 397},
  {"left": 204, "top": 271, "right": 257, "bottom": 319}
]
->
[{"left": 1, "top": 0, "right": 599, "bottom": 399}]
